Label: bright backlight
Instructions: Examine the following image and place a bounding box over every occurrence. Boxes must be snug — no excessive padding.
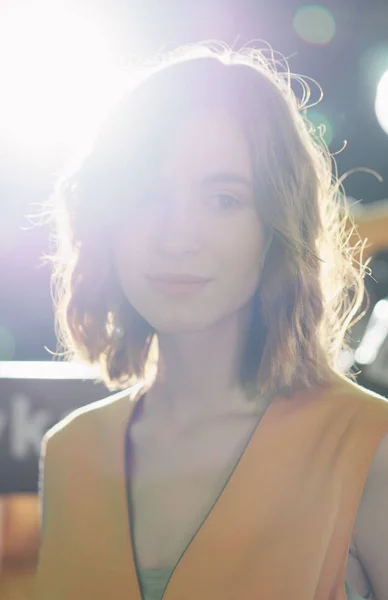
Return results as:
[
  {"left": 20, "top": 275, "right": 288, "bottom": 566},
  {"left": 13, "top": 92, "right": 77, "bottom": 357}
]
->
[
  {"left": 0, "top": 3, "right": 125, "bottom": 159},
  {"left": 375, "top": 70, "right": 388, "bottom": 136}
]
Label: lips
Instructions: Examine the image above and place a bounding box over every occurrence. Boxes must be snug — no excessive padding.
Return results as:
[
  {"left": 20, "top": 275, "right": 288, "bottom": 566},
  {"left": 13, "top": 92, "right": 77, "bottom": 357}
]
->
[
  {"left": 146, "top": 273, "right": 212, "bottom": 295},
  {"left": 147, "top": 273, "right": 212, "bottom": 283}
]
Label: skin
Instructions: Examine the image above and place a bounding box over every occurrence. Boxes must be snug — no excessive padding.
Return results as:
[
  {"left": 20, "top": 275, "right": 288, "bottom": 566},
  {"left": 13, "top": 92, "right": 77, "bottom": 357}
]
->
[{"left": 112, "top": 108, "right": 386, "bottom": 597}]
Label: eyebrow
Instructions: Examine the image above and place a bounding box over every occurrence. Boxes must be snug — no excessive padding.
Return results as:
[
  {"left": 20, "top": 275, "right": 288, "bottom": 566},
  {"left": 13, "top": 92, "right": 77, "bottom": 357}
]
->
[{"left": 199, "top": 172, "right": 253, "bottom": 189}]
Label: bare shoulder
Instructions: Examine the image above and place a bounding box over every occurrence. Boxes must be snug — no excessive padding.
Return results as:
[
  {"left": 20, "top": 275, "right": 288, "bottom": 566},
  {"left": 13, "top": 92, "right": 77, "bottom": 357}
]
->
[{"left": 353, "top": 431, "right": 388, "bottom": 599}]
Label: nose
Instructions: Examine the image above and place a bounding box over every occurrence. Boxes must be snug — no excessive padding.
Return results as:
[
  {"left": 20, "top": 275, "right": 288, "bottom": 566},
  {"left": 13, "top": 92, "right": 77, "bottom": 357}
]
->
[{"left": 154, "top": 196, "right": 201, "bottom": 255}]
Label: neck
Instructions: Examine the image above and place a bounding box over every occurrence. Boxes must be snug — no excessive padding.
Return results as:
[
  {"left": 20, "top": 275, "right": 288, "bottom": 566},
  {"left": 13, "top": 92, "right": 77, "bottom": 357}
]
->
[{"left": 147, "top": 304, "right": 259, "bottom": 426}]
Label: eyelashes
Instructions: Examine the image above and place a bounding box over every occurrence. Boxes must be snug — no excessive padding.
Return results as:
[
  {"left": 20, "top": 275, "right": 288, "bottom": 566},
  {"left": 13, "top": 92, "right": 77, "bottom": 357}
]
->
[
  {"left": 210, "top": 193, "right": 242, "bottom": 211},
  {"left": 118, "top": 189, "right": 244, "bottom": 219}
]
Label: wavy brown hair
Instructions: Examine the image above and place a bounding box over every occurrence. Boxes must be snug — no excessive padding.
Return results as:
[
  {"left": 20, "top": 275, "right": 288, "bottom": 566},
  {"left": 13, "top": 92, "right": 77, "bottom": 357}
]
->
[{"left": 44, "top": 43, "right": 368, "bottom": 397}]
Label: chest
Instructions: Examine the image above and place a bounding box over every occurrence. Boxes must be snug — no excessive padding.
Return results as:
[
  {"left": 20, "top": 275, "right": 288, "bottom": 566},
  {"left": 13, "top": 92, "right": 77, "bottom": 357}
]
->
[
  {"left": 125, "top": 407, "right": 372, "bottom": 599},
  {"left": 126, "top": 413, "right": 261, "bottom": 570}
]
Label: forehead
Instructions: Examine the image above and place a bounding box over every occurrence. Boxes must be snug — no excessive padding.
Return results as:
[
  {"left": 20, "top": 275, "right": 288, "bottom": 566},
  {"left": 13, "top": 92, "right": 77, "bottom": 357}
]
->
[{"left": 162, "top": 109, "right": 253, "bottom": 184}]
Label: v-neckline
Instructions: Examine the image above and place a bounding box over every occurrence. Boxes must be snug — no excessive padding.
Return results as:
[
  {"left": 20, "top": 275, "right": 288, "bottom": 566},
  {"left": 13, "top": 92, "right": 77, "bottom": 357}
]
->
[{"left": 124, "top": 390, "right": 279, "bottom": 600}]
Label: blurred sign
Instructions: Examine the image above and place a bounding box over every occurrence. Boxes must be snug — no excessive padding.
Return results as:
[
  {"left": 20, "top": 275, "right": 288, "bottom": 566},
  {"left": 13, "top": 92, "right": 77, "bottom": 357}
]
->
[
  {"left": 0, "top": 362, "right": 114, "bottom": 494},
  {"left": 363, "top": 337, "right": 388, "bottom": 388},
  {"left": 355, "top": 298, "right": 388, "bottom": 389}
]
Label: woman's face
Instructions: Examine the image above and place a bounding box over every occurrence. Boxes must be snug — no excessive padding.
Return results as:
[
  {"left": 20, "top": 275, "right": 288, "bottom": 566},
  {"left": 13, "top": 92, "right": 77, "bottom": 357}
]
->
[{"left": 112, "top": 108, "right": 266, "bottom": 333}]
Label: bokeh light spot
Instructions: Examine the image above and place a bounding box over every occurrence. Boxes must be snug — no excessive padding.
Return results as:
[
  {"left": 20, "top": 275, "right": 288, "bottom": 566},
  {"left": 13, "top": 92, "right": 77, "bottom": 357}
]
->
[
  {"left": 294, "top": 5, "right": 336, "bottom": 45},
  {"left": 375, "top": 70, "right": 388, "bottom": 136},
  {"left": 360, "top": 42, "right": 388, "bottom": 101}
]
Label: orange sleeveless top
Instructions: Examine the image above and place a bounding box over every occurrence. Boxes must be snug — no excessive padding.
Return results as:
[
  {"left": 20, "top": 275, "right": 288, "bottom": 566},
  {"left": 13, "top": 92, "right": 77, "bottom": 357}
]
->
[{"left": 34, "top": 373, "right": 388, "bottom": 600}]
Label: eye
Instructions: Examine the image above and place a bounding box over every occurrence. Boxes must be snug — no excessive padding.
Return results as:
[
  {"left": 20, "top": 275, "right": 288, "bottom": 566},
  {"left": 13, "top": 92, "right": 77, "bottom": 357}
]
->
[{"left": 211, "top": 193, "right": 241, "bottom": 210}]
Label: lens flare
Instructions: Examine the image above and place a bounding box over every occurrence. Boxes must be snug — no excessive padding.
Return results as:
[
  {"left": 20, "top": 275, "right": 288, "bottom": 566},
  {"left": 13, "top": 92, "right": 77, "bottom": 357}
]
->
[{"left": 294, "top": 5, "right": 336, "bottom": 46}]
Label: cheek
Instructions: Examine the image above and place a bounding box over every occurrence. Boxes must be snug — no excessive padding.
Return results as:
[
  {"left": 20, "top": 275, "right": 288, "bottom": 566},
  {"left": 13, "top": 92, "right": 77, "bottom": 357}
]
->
[
  {"left": 112, "top": 206, "right": 158, "bottom": 267},
  {"left": 217, "top": 218, "right": 265, "bottom": 288},
  {"left": 111, "top": 229, "right": 146, "bottom": 291},
  {"left": 224, "top": 250, "right": 262, "bottom": 306}
]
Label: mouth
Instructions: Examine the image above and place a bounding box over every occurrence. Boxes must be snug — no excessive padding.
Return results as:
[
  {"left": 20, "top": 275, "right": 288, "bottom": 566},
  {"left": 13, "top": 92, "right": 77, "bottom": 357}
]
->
[
  {"left": 147, "top": 273, "right": 212, "bottom": 283},
  {"left": 146, "top": 274, "right": 212, "bottom": 295}
]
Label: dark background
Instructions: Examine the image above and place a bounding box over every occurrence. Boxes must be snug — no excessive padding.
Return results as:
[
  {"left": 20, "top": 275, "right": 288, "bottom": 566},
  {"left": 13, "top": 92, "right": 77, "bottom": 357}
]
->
[{"left": 1, "top": 0, "right": 388, "bottom": 371}]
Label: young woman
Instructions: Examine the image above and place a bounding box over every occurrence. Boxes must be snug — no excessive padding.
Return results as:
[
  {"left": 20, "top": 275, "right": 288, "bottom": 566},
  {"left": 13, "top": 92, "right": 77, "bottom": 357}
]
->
[{"left": 35, "top": 44, "right": 388, "bottom": 599}]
